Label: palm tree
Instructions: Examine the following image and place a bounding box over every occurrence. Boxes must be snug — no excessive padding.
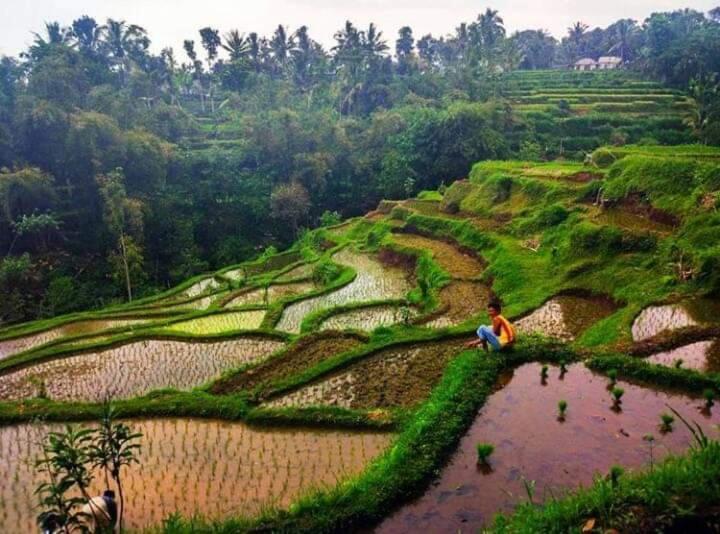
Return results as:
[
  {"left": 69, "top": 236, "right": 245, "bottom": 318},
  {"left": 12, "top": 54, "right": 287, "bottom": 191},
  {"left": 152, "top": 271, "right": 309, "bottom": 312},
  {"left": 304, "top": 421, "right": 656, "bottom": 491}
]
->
[
  {"left": 363, "top": 23, "right": 388, "bottom": 58},
  {"left": 478, "top": 8, "right": 505, "bottom": 50},
  {"left": 292, "top": 26, "right": 323, "bottom": 94},
  {"left": 71, "top": 16, "right": 104, "bottom": 54},
  {"left": 270, "top": 25, "right": 295, "bottom": 76},
  {"left": 608, "top": 19, "right": 637, "bottom": 62},
  {"left": 223, "top": 30, "right": 248, "bottom": 61},
  {"left": 101, "top": 19, "right": 149, "bottom": 83},
  {"left": 27, "top": 22, "right": 71, "bottom": 62},
  {"left": 567, "top": 21, "right": 589, "bottom": 62},
  {"left": 246, "top": 32, "right": 262, "bottom": 72}
]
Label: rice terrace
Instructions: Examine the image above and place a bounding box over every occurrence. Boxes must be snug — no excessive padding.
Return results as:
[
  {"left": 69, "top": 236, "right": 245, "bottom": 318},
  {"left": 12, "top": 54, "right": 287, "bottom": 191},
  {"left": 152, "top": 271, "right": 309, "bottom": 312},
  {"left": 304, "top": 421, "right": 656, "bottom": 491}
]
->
[{"left": 1, "top": 2, "right": 720, "bottom": 533}]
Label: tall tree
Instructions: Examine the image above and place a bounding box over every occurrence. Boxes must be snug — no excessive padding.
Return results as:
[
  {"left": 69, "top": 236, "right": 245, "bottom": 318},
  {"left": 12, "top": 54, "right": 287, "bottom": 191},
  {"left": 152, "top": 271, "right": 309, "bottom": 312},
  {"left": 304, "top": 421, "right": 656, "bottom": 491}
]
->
[
  {"left": 96, "top": 169, "right": 144, "bottom": 302},
  {"left": 395, "top": 26, "right": 415, "bottom": 74}
]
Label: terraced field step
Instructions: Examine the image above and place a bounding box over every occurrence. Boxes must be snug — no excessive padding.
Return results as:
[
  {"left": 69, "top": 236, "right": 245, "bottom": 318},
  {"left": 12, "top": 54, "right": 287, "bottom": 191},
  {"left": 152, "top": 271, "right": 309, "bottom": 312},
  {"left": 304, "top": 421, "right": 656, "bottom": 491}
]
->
[
  {"left": 224, "top": 282, "right": 316, "bottom": 308},
  {"left": 632, "top": 299, "right": 720, "bottom": 341},
  {"left": 163, "top": 310, "right": 266, "bottom": 334},
  {"left": 266, "top": 338, "right": 468, "bottom": 409},
  {"left": 377, "top": 362, "right": 720, "bottom": 532},
  {"left": 0, "top": 317, "right": 155, "bottom": 360},
  {"left": 275, "top": 248, "right": 411, "bottom": 333},
  {"left": 515, "top": 294, "right": 619, "bottom": 342},
  {"left": 1, "top": 418, "right": 393, "bottom": 531},
  {"left": 211, "top": 332, "right": 366, "bottom": 396},
  {"left": 391, "top": 232, "right": 484, "bottom": 279},
  {"left": 0, "top": 336, "right": 285, "bottom": 402},
  {"left": 646, "top": 339, "right": 720, "bottom": 373}
]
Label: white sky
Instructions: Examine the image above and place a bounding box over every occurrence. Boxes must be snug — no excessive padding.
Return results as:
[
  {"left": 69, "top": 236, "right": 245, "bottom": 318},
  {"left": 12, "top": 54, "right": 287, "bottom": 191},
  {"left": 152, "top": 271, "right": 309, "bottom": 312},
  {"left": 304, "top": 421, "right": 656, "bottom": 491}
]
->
[{"left": 1, "top": 0, "right": 717, "bottom": 58}]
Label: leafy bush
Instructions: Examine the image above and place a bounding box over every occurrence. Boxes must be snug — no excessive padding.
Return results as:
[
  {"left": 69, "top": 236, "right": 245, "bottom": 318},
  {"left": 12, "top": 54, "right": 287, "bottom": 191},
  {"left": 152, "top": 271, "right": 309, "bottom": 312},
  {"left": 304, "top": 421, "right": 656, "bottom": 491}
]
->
[{"left": 312, "top": 260, "right": 342, "bottom": 286}]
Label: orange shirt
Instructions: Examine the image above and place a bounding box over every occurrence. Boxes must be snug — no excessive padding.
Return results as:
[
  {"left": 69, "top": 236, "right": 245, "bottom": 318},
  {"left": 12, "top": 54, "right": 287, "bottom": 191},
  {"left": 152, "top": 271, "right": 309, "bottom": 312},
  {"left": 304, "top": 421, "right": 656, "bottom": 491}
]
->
[{"left": 493, "top": 314, "right": 516, "bottom": 346}]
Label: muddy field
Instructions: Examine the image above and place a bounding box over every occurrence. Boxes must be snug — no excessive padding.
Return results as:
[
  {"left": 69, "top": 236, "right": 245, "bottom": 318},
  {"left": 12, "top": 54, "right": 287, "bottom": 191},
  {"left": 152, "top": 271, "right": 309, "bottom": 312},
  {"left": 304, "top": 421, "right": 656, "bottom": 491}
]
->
[
  {"left": 275, "top": 249, "right": 411, "bottom": 333},
  {"left": 164, "top": 310, "right": 266, "bottom": 334},
  {"left": 632, "top": 299, "right": 720, "bottom": 341},
  {"left": 422, "top": 281, "right": 491, "bottom": 329},
  {"left": 391, "top": 233, "right": 484, "bottom": 279},
  {"left": 0, "top": 419, "right": 392, "bottom": 531},
  {"left": 224, "top": 282, "right": 316, "bottom": 308},
  {"left": 211, "top": 332, "right": 365, "bottom": 396},
  {"left": 0, "top": 337, "right": 285, "bottom": 402},
  {"left": 646, "top": 339, "right": 720, "bottom": 373},
  {"left": 266, "top": 339, "right": 468, "bottom": 409},
  {"left": 0, "top": 318, "right": 152, "bottom": 360},
  {"left": 516, "top": 294, "right": 618, "bottom": 341},
  {"left": 377, "top": 362, "right": 720, "bottom": 532}
]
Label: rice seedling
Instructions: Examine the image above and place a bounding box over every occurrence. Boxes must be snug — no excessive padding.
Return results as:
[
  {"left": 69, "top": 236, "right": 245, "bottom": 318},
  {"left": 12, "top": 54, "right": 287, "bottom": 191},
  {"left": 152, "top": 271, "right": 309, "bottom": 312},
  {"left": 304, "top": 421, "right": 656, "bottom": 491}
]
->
[
  {"left": 607, "top": 369, "right": 618, "bottom": 388},
  {"left": 704, "top": 389, "right": 715, "bottom": 409},
  {"left": 557, "top": 400, "right": 568, "bottom": 422},
  {"left": 476, "top": 443, "right": 494, "bottom": 465},
  {"left": 659, "top": 413, "right": 675, "bottom": 433},
  {"left": 607, "top": 465, "right": 624, "bottom": 488},
  {"left": 611, "top": 387, "right": 624, "bottom": 411}
]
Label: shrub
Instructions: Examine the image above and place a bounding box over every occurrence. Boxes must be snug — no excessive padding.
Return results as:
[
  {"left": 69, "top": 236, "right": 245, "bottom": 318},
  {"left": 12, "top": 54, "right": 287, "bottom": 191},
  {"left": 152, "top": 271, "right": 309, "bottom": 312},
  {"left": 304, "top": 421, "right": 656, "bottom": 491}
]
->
[
  {"left": 591, "top": 148, "right": 616, "bottom": 168},
  {"left": 312, "top": 260, "right": 342, "bottom": 286},
  {"left": 319, "top": 210, "right": 342, "bottom": 227}
]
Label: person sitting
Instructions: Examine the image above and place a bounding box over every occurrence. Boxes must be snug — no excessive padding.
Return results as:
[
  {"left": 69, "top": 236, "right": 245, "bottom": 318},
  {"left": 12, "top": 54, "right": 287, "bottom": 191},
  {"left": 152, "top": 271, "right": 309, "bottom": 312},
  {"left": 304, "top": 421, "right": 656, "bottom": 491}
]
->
[
  {"left": 80, "top": 489, "right": 118, "bottom": 531},
  {"left": 466, "top": 301, "right": 516, "bottom": 352}
]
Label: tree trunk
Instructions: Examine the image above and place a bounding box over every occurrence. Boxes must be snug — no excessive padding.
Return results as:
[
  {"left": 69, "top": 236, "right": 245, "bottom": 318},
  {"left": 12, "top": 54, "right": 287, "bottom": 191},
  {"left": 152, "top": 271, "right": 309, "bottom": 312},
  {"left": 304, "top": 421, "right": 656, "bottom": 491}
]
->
[
  {"left": 119, "top": 233, "right": 133, "bottom": 302},
  {"left": 116, "top": 476, "right": 125, "bottom": 534}
]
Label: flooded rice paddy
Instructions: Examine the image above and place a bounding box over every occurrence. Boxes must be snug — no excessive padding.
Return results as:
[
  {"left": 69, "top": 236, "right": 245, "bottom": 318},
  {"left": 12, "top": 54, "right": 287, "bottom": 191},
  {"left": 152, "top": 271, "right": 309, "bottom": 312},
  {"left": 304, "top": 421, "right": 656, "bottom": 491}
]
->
[
  {"left": 163, "top": 310, "right": 266, "bottom": 335},
  {"left": 266, "top": 339, "right": 467, "bottom": 409},
  {"left": 377, "top": 362, "right": 720, "bottom": 533},
  {"left": 646, "top": 339, "right": 720, "bottom": 373},
  {"left": 0, "top": 418, "right": 392, "bottom": 531},
  {"left": 275, "top": 249, "right": 411, "bottom": 333},
  {"left": 0, "top": 337, "right": 285, "bottom": 402},
  {"left": 0, "top": 318, "right": 152, "bottom": 360},
  {"left": 319, "top": 305, "right": 414, "bottom": 332},
  {"left": 224, "top": 282, "right": 315, "bottom": 308},
  {"left": 632, "top": 299, "right": 720, "bottom": 341},
  {"left": 211, "top": 333, "right": 364, "bottom": 396},
  {"left": 515, "top": 294, "right": 618, "bottom": 342},
  {"left": 391, "top": 233, "right": 484, "bottom": 279}
]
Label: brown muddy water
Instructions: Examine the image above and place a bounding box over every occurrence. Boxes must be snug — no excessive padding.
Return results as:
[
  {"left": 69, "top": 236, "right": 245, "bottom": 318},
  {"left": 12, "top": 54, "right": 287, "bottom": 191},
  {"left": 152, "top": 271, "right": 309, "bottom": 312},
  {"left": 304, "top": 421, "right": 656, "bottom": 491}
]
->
[
  {"left": 515, "top": 294, "right": 618, "bottom": 342},
  {"left": 646, "top": 339, "right": 720, "bottom": 373},
  {"left": 275, "top": 249, "right": 411, "bottom": 333},
  {"left": 0, "top": 418, "right": 392, "bottom": 531},
  {"left": 0, "top": 318, "right": 152, "bottom": 361},
  {"left": 632, "top": 298, "right": 720, "bottom": 341},
  {"left": 376, "top": 362, "right": 720, "bottom": 533},
  {"left": 0, "top": 337, "right": 285, "bottom": 402}
]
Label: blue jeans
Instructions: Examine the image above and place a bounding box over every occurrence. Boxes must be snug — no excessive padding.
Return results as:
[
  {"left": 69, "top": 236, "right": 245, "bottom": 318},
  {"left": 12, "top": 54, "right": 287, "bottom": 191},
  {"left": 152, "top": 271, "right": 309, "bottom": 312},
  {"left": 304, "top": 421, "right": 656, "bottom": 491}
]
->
[{"left": 477, "top": 325, "right": 502, "bottom": 351}]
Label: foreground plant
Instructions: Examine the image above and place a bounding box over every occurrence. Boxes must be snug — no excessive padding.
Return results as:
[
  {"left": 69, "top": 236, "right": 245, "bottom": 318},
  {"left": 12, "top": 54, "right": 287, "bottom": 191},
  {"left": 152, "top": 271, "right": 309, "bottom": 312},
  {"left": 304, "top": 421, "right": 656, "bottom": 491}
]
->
[
  {"left": 557, "top": 400, "right": 568, "bottom": 422},
  {"left": 476, "top": 443, "right": 495, "bottom": 465},
  {"left": 607, "top": 465, "right": 624, "bottom": 488},
  {"left": 90, "top": 404, "right": 143, "bottom": 532},
  {"left": 659, "top": 413, "right": 675, "bottom": 433},
  {"left": 607, "top": 369, "right": 618, "bottom": 389},
  {"left": 611, "top": 387, "right": 624, "bottom": 411},
  {"left": 704, "top": 389, "right": 715, "bottom": 409}
]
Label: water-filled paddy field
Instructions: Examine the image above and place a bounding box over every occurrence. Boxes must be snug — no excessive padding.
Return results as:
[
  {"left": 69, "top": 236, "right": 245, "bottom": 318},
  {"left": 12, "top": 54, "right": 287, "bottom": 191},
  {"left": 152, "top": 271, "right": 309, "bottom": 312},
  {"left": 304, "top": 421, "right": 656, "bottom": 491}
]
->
[
  {"left": 378, "top": 362, "right": 720, "bottom": 532},
  {"left": 275, "top": 249, "right": 411, "bottom": 333},
  {"left": 0, "top": 318, "right": 153, "bottom": 360},
  {"left": 632, "top": 299, "right": 720, "bottom": 341},
  {"left": 646, "top": 339, "right": 720, "bottom": 373},
  {"left": 0, "top": 419, "right": 392, "bottom": 531},
  {"left": 515, "top": 294, "right": 619, "bottom": 341},
  {"left": 0, "top": 337, "right": 284, "bottom": 401},
  {"left": 224, "top": 281, "right": 315, "bottom": 307}
]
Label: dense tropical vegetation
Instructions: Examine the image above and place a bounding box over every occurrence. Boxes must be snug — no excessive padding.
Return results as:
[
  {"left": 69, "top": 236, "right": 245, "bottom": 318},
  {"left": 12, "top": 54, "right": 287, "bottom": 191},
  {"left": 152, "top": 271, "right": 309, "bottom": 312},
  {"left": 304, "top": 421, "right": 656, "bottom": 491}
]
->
[{"left": 1, "top": 7, "right": 719, "bottom": 324}]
